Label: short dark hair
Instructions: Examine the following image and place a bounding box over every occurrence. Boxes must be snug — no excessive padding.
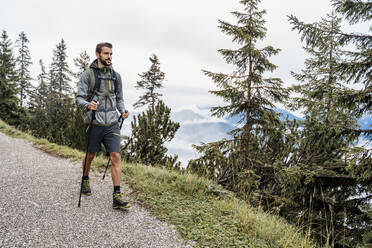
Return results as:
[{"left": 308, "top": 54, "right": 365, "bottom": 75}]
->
[{"left": 96, "top": 42, "right": 112, "bottom": 54}]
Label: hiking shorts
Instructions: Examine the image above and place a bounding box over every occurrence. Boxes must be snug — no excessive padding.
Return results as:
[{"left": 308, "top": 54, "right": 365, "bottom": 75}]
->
[{"left": 85, "top": 124, "right": 121, "bottom": 153}]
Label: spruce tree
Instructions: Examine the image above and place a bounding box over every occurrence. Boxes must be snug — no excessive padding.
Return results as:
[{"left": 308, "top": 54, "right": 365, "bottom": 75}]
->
[
  {"left": 0, "top": 30, "right": 23, "bottom": 125},
  {"left": 133, "top": 54, "right": 164, "bottom": 109},
  {"left": 289, "top": 0, "right": 371, "bottom": 123},
  {"left": 29, "top": 59, "right": 50, "bottom": 138},
  {"left": 15, "top": 31, "right": 32, "bottom": 107},
  {"left": 70, "top": 51, "right": 91, "bottom": 150},
  {"left": 189, "top": 0, "right": 289, "bottom": 200},
  {"left": 287, "top": 11, "right": 371, "bottom": 247},
  {"left": 47, "top": 39, "right": 74, "bottom": 145},
  {"left": 50, "top": 39, "right": 72, "bottom": 99}
]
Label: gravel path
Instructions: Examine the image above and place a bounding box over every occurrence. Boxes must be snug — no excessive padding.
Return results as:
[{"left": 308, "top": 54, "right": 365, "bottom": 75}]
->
[{"left": 0, "top": 133, "right": 193, "bottom": 248}]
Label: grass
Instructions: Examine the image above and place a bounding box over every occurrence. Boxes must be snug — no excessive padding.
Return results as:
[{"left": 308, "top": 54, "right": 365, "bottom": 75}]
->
[{"left": 0, "top": 119, "right": 317, "bottom": 248}]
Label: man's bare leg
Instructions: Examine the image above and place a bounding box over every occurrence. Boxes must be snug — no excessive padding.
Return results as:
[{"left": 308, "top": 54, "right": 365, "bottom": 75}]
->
[
  {"left": 110, "top": 152, "right": 130, "bottom": 209},
  {"left": 83, "top": 152, "right": 96, "bottom": 176},
  {"left": 110, "top": 152, "right": 121, "bottom": 186}
]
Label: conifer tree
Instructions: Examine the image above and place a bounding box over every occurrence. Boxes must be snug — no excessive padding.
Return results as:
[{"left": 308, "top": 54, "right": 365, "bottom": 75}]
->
[
  {"left": 189, "top": 0, "right": 289, "bottom": 199},
  {"left": 289, "top": 0, "right": 371, "bottom": 125},
  {"left": 133, "top": 54, "right": 164, "bottom": 109},
  {"left": 69, "top": 51, "right": 91, "bottom": 150},
  {"left": 0, "top": 30, "right": 23, "bottom": 125},
  {"left": 29, "top": 59, "right": 50, "bottom": 138},
  {"left": 16, "top": 31, "right": 32, "bottom": 107},
  {"left": 122, "top": 100, "right": 180, "bottom": 168},
  {"left": 50, "top": 39, "right": 72, "bottom": 99},
  {"left": 46, "top": 39, "right": 74, "bottom": 145},
  {"left": 73, "top": 50, "right": 90, "bottom": 81},
  {"left": 287, "top": 11, "right": 371, "bottom": 247},
  {"left": 123, "top": 54, "right": 179, "bottom": 168}
]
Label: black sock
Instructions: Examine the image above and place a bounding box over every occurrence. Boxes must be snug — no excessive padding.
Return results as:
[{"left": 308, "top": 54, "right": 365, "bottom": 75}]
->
[
  {"left": 83, "top": 176, "right": 89, "bottom": 180},
  {"left": 113, "top": 186, "right": 120, "bottom": 193}
]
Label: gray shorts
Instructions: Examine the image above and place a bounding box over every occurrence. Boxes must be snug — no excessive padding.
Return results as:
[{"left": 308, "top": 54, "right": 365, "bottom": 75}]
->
[{"left": 85, "top": 124, "right": 121, "bottom": 153}]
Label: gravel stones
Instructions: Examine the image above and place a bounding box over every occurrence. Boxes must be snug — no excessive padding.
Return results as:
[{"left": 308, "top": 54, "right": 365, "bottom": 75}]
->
[{"left": 0, "top": 133, "right": 193, "bottom": 248}]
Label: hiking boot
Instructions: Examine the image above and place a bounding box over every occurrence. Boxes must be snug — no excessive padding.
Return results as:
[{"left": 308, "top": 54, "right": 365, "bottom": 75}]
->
[
  {"left": 113, "top": 192, "right": 131, "bottom": 209},
  {"left": 81, "top": 178, "right": 91, "bottom": 196}
]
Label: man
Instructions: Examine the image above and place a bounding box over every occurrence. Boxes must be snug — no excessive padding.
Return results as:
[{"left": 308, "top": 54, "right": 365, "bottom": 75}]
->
[{"left": 76, "top": 42, "right": 130, "bottom": 209}]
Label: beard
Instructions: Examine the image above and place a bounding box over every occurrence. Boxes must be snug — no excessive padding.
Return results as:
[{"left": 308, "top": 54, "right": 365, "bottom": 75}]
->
[{"left": 99, "top": 57, "right": 111, "bottom": 66}]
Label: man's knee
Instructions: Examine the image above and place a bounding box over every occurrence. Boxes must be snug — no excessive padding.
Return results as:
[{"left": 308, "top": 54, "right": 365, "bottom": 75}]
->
[
  {"left": 110, "top": 152, "right": 120, "bottom": 164},
  {"left": 87, "top": 152, "right": 96, "bottom": 161}
]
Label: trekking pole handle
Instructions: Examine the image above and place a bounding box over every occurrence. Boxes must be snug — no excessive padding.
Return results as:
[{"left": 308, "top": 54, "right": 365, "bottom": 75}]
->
[{"left": 118, "top": 110, "right": 128, "bottom": 129}]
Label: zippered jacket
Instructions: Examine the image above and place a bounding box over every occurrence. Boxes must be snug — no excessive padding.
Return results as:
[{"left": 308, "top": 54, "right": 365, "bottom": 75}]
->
[{"left": 76, "top": 59, "right": 125, "bottom": 126}]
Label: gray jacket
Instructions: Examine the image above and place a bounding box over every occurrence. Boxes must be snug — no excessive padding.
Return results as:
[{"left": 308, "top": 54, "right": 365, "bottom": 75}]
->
[{"left": 76, "top": 60, "right": 125, "bottom": 126}]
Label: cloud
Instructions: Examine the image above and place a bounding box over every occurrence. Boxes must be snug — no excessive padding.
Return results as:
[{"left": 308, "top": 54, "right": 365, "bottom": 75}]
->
[{"left": 3, "top": 0, "right": 367, "bottom": 114}]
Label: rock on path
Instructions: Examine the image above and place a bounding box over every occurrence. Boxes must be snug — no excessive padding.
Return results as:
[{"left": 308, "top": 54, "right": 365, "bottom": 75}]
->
[{"left": 0, "top": 133, "right": 192, "bottom": 248}]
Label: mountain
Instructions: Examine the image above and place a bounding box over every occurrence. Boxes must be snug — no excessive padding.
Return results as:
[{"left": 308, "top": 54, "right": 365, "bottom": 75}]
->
[
  {"left": 171, "top": 109, "right": 204, "bottom": 123},
  {"left": 122, "top": 106, "right": 371, "bottom": 166},
  {"left": 224, "top": 108, "right": 303, "bottom": 126}
]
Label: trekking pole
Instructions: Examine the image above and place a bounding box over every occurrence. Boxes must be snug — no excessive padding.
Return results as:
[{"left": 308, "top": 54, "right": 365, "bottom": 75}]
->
[
  {"left": 78, "top": 100, "right": 97, "bottom": 208},
  {"left": 102, "top": 110, "right": 127, "bottom": 180}
]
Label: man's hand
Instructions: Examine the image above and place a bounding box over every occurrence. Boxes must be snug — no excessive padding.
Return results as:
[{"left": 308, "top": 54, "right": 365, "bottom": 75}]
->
[
  {"left": 122, "top": 110, "right": 129, "bottom": 119},
  {"left": 88, "top": 101, "right": 99, "bottom": 111}
]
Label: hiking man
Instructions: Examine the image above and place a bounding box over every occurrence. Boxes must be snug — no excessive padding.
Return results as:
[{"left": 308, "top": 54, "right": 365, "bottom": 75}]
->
[{"left": 76, "top": 42, "right": 130, "bottom": 209}]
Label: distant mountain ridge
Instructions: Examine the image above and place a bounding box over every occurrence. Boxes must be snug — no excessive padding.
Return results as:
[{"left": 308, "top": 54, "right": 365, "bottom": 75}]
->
[{"left": 122, "top": 106, "right": 371, "bottom": 165}]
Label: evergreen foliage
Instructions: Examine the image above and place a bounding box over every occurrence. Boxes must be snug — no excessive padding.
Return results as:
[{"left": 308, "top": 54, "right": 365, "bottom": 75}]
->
[
  {"left": 0, "top": 30, "right": 24, "bottom": 126},
  {"left": 50, "top": 39, "right": 72, "bottom": 99},
  {"left": 73, "top": 51, "right": 90, "bottom": 82},
  {"left": 27, "top": 39, "right": 78, "bottom": 147},
  {"left": 69, "top": 51, "right": 91, "bottom": 150},
  {"left": 122, "top": 100, "right": 180, "bottom": 169},
  {"left": 124, "top": 54, "right": 180, "bottom": 168},
  {"left": 289, "top": 0, "right": 371, "bottom": 119},
  {"left": 15, "top": 31, "right": 32, "bottom": 107},
  {"left": 189, "top": 0, "right": 289, "bottom": 202},
  {"left": 268, "top": 9, "right": 372, "bottom": 248},
  {"left": 189, "top": 3, "right": 371, "bottom": 248},
  {"left": 133, "top": 54, "right": 164, "bottom": 109},
  {"left": 28, "top": 59, "right": 50, "bottom": 138}
]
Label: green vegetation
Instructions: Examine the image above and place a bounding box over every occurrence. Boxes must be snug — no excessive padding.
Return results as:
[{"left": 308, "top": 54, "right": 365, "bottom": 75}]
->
[
  {"left": 0, "top": 119, "right": 316, "bottom": 248},
  {"left": 124, "top": 54, "right": 180, "bottom": 168},
  {"left": 0, "top": 1, "right": 370, "bottom": 247},
  {"left": 189, "top": 1, "right": 371, "bottom": 247}
]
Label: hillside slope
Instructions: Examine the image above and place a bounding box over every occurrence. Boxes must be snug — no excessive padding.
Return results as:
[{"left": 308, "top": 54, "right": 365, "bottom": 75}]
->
[{"left": 0, "top": 119, "right": 317, "bottom": 248}]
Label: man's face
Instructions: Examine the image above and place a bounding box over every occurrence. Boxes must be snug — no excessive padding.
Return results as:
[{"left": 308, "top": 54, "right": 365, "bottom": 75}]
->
[{"left": 96, "top": 46, "right": 112, "bottom": 66}]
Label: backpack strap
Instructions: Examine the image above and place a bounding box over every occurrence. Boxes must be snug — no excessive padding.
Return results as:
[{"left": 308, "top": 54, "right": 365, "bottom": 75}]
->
[
  {"left": 87, "top": 67, "right": 118, "bottom": 101},
  {"left": 111, "top": 68, "right": 119, "bottom": 94},
  {"left": 93, "top": 68, "right": 101, "bottom": 93}
]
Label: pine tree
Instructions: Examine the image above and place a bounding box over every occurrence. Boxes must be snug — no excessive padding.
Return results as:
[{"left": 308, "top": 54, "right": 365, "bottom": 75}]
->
[
  {"left": 288, "top": 0, "right": 371, "bottom": 125},
  {"left": 46, "top": 39, "right": 74, "bottom": 145},
  {"left": 69, "top": 51, "right": 91, "bottom": 150},
  {"left": 122, "top": 100, "right": 180, "bottom": 169},
  {"left": 73, "top": 50, "right": 90, "bottom": 82},
  {"left": 189, "top": 0, "right": 289, "bottom": 200},
  {"left": 50, "top": 39, "right": 72, "bottom": 99},
  {"left": 287, "top": 11, "right": 371, "bottom": 247},
  {"left": 29, "top": 59, "right": 50, "bottom": 138},
  {"left": 16, "top": 31, "right": 32, "bottom": 107},
  {"left": 0, "top": 30, "right": 23, "bottom": 125},
  {"left": 133, "top": 54, "right": 164, "bottom": 109}
]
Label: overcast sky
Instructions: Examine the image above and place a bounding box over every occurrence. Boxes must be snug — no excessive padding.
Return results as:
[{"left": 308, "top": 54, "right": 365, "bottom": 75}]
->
[{"left": 1, "top": 0, "right": 367, "bottom": 114}]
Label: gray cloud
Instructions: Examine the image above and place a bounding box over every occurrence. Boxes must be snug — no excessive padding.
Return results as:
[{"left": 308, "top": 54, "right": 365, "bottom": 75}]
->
[{"left": 3, "top": 0, "right": 361, "bottom": 110}]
